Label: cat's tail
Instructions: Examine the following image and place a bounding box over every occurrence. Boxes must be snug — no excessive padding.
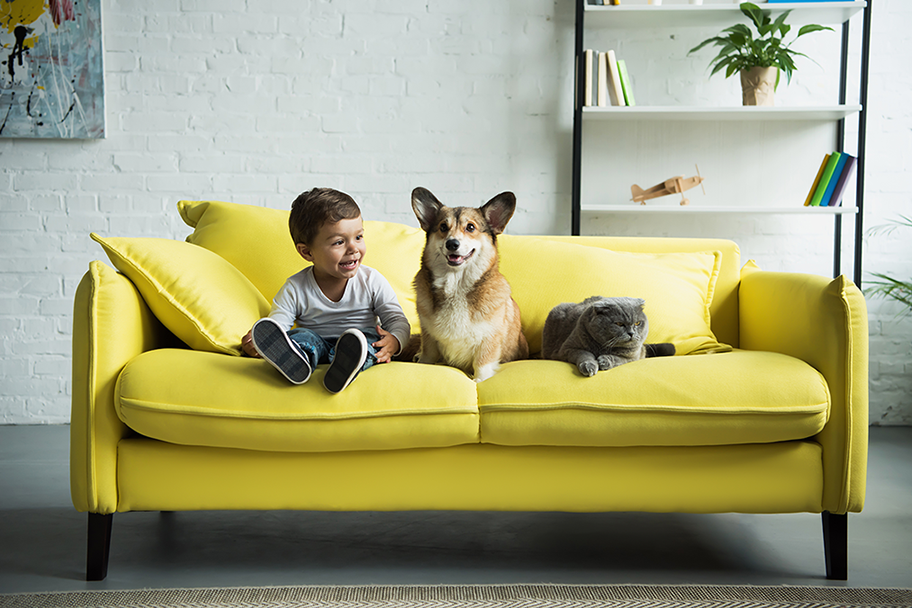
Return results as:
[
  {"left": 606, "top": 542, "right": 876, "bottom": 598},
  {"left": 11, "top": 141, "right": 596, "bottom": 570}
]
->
[{"left": 645, "top": 343, "right": 676, "bottom": 358}]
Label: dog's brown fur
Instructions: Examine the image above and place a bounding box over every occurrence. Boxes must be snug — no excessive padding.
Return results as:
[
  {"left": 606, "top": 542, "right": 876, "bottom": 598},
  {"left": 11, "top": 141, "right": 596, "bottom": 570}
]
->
[{"left": 409, "top": 187, "right": 528, "bottom": 382}]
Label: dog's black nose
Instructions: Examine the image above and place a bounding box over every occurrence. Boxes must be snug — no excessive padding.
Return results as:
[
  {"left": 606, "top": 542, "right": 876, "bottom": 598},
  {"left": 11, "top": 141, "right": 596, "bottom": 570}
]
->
[{"left": 445, "top": 239, "right": 460, "bottom": 252}]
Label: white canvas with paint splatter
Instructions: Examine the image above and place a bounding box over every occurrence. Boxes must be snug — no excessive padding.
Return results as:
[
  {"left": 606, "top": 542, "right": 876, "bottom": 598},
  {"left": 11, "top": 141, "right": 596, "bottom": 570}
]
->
[{"left": 1, "top": 0, "right": 104, "bottom": 139}]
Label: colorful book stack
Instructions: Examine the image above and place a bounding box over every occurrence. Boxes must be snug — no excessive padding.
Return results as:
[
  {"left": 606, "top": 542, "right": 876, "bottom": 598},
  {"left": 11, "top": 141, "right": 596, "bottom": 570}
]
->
[
  {"left": 582, "top": 49, "right": 635, "bottom": 108},
  {"left": 804, "top": 151, "right": 858, "bottom": 208}
]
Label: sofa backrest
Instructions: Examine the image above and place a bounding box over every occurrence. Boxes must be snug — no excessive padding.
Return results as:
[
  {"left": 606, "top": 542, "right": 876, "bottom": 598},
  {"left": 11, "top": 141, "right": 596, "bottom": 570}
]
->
[
  {"left": 526, "top": 235, "right": 741, "bottom": 349},
  {"left": 178, "top": 200, "right": 740, "bottom": 353}
]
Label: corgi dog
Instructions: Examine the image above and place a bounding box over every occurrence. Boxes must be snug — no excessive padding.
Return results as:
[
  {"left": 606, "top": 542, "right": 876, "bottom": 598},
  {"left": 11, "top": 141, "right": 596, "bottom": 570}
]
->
[{"left": 410, "top": 187, "right": 529, "bottom": 382}]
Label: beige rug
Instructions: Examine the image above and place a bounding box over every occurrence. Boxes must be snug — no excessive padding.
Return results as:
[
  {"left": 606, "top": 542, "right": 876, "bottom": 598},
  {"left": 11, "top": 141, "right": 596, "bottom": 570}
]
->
[{"left": 2, "top": 583, "right": 912, "bottom": 608}]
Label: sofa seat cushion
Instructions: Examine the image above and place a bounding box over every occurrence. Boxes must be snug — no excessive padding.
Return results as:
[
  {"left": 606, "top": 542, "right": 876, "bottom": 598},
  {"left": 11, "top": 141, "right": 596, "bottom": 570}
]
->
[
  {"left": 476, "top": 350, "right": 829, "bottom": 448},
  {"left": 115, "top": 349, "right": 480, "bottom": 453}
]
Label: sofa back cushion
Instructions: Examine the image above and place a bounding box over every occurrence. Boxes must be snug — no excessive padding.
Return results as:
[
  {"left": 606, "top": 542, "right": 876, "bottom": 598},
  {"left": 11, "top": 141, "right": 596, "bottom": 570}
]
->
[
  {"left": 178, "top": 200, "right": 304, "bottom": 300},
  {"left": 499, "top": 236, "right": 729, "bottom": 355}
]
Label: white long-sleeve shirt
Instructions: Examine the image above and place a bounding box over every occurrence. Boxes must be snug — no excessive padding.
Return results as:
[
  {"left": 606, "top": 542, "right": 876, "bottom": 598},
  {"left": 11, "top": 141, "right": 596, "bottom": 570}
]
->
[{"left": 268, "top": 265, "right": 411, "bottom": 353}]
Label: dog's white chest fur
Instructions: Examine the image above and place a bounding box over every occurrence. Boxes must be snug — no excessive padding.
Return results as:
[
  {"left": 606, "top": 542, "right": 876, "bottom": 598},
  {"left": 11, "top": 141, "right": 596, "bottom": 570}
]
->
[{"left": 427, "top": 272, "right": 494, "bottom": 368}]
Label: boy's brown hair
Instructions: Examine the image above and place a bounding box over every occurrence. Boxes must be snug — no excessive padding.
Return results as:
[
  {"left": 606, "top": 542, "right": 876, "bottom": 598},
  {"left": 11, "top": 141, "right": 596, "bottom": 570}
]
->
[{"left": 289, "top": 188, "right": 361, "bottom": 246}]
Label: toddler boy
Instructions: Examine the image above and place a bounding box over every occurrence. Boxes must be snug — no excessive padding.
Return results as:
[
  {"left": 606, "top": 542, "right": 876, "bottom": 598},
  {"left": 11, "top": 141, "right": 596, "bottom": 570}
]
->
[{"left": 242, "top": 188, "right": 410, "bottom": 393}]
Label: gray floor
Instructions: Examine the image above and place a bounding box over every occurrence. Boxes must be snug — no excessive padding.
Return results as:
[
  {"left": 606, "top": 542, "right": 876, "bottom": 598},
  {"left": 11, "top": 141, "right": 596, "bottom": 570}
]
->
[{"left": 1, "top": 425, "right": 910, "bottom": 594}]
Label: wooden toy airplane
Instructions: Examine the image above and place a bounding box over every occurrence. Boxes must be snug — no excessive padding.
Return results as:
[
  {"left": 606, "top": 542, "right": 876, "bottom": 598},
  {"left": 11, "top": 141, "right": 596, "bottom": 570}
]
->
[{"left": 631, "top": 165, "right": 705, "bottom": 206}]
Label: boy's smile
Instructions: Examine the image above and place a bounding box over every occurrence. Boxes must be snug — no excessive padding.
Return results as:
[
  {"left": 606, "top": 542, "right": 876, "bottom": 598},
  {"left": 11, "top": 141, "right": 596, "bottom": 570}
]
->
[{"left": 297, "top": 216, "right": 365, "bottom": 300}]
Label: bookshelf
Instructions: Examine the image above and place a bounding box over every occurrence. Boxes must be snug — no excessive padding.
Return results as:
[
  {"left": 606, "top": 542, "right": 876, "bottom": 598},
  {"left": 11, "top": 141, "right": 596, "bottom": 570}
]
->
[{"left": 570, "top": 1, "right": 873, "bottom": 284}]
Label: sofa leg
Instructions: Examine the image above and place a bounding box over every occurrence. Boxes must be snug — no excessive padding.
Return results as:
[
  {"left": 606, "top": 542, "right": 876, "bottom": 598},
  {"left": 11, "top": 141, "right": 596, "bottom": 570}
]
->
[
  {"left": 822, "top": 511, "right": 848, "bottom": 580},
  {"left": 87, "top": 513, "right": 113, "bottom": 581}
]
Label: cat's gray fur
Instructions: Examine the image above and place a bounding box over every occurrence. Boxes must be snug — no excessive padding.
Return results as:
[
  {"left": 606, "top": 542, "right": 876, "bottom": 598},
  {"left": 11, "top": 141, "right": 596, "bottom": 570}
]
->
[{"left": 541, "top": 296, "right": 675, "bottom": 377}]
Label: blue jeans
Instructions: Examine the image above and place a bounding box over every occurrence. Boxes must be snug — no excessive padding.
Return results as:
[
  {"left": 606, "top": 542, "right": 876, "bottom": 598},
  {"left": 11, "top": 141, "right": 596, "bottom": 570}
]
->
[{"left": 287, "top": 328, "right": 379, "bottom": 373}]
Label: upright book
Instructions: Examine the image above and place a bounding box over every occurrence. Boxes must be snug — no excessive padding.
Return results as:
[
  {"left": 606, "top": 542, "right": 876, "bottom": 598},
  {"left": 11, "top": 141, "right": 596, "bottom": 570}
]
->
[
  {"left": 606, "top": 50, "right": 626, "bottom": 107},
  {"left": 819, "top": 152, "right": 849, "bottom": 207},
  {"left": 804, "top": 153, "right": 830, "bottom": 206},
  {"left": 584, "top": 49, "right": 595, "bottom": 107},
  {"left": 597, "top": 52, "right": 609, "bottom": 106},
  {"left": 827, "top": 153, "right": 858, "bottom": 207},
  {"left": 617, "top": 59, "right": 636, "bottom": 107},
  {"left": 809, "top": 151, "right": 842, "bottom": 207}
]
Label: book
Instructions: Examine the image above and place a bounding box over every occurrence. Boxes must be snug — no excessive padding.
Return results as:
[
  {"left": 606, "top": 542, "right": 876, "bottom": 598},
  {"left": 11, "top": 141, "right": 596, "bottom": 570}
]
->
[
  {"left": 819, "top": 152, "right": 848, "bottom": 207},
  {"left": 606, "top": 50, "right": 626, "bottom": 107},
  {"left": 804, "top": 153, "right": 830, "bottom": 206},
  {"left": 809, "top": 151, "right": 841, "bottom": 207},
  {"left": 617, "top": 59, "right": 635, "bottom": 107},
  {"left": 827, "top": 153, "right": 857, "bottom": 207},
  {"left": 584, "top": 49, "right": 595, "bottom": 107},
  {"left": 597, "top": 52, "right": 608, "bottom": 106}
]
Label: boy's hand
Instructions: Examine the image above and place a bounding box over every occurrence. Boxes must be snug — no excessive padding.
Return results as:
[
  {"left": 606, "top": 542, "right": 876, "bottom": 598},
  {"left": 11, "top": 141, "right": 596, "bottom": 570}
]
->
[
  {"left": 372, "top": 326, "right": 400, "bottom": 364},
  {"left": 241, "top": 329, "right": 260, "bottom": 358}
]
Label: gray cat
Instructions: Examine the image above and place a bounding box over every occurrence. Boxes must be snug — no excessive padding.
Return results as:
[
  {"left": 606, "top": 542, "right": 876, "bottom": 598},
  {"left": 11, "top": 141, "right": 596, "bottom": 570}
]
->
[{"left": 541, "top": 296, "right": 675, "bottom": 377}]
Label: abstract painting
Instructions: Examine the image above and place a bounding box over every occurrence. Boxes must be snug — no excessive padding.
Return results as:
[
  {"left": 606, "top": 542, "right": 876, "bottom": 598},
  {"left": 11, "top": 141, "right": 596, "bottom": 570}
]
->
[{"left": 1, "top": 0, "right": 104, "bottom": 138}]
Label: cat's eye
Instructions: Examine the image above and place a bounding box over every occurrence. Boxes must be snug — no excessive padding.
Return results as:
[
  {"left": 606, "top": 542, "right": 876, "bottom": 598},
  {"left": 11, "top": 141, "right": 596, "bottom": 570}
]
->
[{"left": 635, "top": 321, "right": 641, "bottom": 326}]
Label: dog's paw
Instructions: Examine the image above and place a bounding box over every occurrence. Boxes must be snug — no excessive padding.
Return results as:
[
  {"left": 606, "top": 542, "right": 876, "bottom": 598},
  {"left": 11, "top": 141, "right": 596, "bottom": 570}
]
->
[
  {"left": 578, "top": 360, "right": 598, "bottom": 377},
  {"left": 473, "top": 363, "right": 499, "bottom": 383}
]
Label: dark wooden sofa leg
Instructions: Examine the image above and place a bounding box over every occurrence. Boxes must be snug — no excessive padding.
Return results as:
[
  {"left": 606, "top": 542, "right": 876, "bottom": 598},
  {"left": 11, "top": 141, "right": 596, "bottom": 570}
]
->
[
  {"left": 822, "top": 511, "right": 848, "bottom": 580},
  {"left": 87, "top": 513, "right": 113, "bottom": 581}
]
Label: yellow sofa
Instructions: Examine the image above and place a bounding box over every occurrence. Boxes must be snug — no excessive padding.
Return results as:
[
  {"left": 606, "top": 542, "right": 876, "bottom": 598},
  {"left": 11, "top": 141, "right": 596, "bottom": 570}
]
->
[{"left": 71, "top": 200, "right": 868, "bottom": 581}]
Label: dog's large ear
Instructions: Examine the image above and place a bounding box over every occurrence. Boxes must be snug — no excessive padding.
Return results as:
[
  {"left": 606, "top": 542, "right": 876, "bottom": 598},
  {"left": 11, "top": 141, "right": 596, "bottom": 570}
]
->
[
  {"left": 481, "top": 192, "right": 516, "bottom": 235},
  {"left": 411, "top": 187, "right": 443, "bottom": 232}
]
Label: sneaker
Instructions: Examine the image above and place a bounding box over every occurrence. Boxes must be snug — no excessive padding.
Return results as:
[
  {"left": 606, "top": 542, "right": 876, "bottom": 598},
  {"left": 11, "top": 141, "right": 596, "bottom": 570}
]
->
[
  {"left": 251, "top": 318, "right": 312, "bottom": 385},
  {"left": 323, "top": 329, "right": 368, "bottom": 393}
]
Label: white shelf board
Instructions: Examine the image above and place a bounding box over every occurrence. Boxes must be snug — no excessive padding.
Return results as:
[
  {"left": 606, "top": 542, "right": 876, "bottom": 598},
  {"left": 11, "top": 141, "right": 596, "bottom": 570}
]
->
[
  {"left": 580, "top": 205, "right": 858, "bottom": 215},
  {"left": 584, "top": 2, "right": 866, "bottom": 29},
  {"left": 582, "top": 105, "right": 862, "bottom": 121}
]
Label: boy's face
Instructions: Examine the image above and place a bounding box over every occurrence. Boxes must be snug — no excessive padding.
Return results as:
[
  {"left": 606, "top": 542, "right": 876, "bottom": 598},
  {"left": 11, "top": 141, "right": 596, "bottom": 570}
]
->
[{"left": 297, "top": 216, "right": 365, "bottom": 283}]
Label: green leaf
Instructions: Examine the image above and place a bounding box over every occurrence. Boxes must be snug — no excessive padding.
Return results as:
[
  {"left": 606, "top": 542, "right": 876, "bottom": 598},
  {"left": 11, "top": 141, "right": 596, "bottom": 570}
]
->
[
  {"left": 797, "top": 24, "right": 834, "bottom": 37},
  {"left": 711, "top": 56, "right": 738, "bottom": 77},
  {"left": 867, "top": 215, "right": 912, "bottom": 238},
  {"left": 865, "top": 273, "right": 912, "bottom": 315},
  {"left": 723, "top": 24, "right": 753, "bottom": 39},
  {"left": 740, "top": 3, "right": 767, "bottom": 31}
]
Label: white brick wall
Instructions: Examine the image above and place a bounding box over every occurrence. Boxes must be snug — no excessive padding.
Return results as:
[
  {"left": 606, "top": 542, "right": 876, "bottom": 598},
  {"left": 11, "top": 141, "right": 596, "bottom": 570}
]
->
[{"left": 0, "top": 0, "right": 909, "bottom": 425}]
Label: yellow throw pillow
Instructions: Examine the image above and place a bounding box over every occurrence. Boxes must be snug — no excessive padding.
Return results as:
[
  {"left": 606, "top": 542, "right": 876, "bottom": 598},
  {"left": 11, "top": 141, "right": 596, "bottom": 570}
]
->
[
  {"left": 178, "top": 199, "right": 425, "bottom": 330},
  {"left": 499, "top": 236, "right": 731, "bottom": 355},
  {"left": 178, "top": 200, "right": 301, "bottom": 301},
  {"left": 91, "top": 234, "right": 271, "bottom": 356}
]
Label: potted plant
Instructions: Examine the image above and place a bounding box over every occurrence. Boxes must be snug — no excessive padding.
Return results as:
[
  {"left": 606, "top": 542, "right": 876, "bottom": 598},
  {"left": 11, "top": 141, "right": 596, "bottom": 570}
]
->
[
  {"left": 688, "top": 2, "right": 833, "bottom": 106},
  {"left": 866, "top": 215, "right": 912, "bottom": 316}
]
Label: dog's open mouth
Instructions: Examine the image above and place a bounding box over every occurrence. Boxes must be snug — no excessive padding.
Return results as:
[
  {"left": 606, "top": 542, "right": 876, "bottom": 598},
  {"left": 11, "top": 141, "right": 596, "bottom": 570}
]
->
[{"left": 446, "top": 250, "right": 475, "bottom": 266}]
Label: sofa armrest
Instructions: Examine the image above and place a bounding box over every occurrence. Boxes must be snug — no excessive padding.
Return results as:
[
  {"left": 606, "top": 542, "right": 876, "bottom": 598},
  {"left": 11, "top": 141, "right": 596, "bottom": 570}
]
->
[
  {"left": 739, "top": 263, "right": 868, "bottom": 514},
  {"left": 71, "top": 261, "right": 173, "bottom": 514}
]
